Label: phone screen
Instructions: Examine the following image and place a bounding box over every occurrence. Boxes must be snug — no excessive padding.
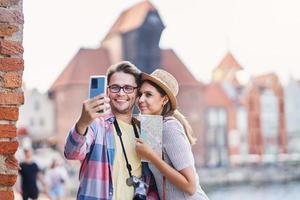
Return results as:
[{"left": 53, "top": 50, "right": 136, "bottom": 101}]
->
[{"left": 89, "top": 76, "right": 106, "bottom": 99}]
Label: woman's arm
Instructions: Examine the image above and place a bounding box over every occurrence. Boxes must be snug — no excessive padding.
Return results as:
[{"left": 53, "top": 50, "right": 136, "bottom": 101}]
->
[{"left": 136, "top": 139, "right": 196, "bottom": 195}]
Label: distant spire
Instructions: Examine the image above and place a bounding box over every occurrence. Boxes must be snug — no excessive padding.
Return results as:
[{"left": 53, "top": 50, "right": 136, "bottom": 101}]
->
[{"left": 226, "top": 34, "right": 231, "bottom": 52}]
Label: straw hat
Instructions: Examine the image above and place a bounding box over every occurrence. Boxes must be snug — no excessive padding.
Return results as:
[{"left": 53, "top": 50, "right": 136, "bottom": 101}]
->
[{"left": 141, "top": 69, "right": 179, "bottom": 111}]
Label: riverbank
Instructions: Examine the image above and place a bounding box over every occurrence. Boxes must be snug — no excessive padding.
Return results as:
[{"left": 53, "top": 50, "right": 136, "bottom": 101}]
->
[
  {"left": 206, "top": 180, "right": 300, "bottom": 200},
  {"left": 197, "top": 163, "right": 300, "bottom": 190}
]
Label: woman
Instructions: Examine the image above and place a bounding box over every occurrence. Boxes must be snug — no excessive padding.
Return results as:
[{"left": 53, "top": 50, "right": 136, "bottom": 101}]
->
[
  {"left": 45, "top": 159, "right": 68, "bottom": 200},
  {"left": 136, "top": 69, "right": 209, "bottom": 200}
]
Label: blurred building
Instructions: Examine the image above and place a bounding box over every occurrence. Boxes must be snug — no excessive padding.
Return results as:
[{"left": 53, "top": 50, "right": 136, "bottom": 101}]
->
[
  {"left": 47, "top": 1, "right": 296, "bottom": 168},
  {"left": 284, "top": 78, "right": 300, "bottom": 153},
  {"left": 243, "top": 73, "right": 287, "bottom": 162},
  {"left": 48, "top": 1, "right": 205, "bottom": 166},
  {"left": 17, "top": 88, "right": 55, "bottom": 145},
  {"left": 203, "top": 53, "right": 288, "bottom": 166},
  {"left": 203, "top": 52, "right": 247, "bottom": 166}
]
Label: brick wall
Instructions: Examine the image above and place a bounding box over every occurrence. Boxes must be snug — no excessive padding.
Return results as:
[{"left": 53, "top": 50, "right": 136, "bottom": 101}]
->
[{"left": 0, "top": 0, "right": 24, "bottom": 199}]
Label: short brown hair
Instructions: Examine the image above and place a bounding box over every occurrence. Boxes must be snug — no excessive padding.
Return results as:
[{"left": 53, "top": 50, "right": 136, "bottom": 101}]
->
[{"left": 106, "top": 61, "right": 141, "bottom": 86}]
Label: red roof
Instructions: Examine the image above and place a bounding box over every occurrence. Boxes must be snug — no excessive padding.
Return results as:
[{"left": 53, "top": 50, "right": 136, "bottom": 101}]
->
[
  {"left": 251, "top": 72, "right": 281, "bottom": 89},
  {"left": 253, "top": 73, "right": 278, "bottom": 83},
  {"left": 102, "top": 1, "right": 156, "bottom": 41},
  {"left": 203, "top": 83, "right": 232, "bottom": 106},
  {"left": 49, "top": 48, "right": 111, "bottom": 91},
  {"left": 212, "top": 52, "right": 243, "bottom": 86},
  {"left": 216, "top": 52, "right": 242, "bottom": 70},
  {"left": 160, "top": 49, "right": 202, "bottom": 86},
  {"left": 49, "top": 48, "right": 200, "bottom": 92}
]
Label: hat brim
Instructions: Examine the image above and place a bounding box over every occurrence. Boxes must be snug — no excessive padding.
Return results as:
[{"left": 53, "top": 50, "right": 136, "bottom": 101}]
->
[{"left": 141, "top": 72, "right": 177, "bottom": 111}]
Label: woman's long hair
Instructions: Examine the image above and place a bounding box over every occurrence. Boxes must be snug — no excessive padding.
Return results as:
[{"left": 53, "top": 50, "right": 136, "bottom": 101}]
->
[{"left": 144, "top": 80, "right": 197, "bottom": 145}]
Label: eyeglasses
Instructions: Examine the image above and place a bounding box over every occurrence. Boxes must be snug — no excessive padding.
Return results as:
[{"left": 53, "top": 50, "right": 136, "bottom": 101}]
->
[{"left": 108, "top": 84, "right": 138, "bottom": 94}]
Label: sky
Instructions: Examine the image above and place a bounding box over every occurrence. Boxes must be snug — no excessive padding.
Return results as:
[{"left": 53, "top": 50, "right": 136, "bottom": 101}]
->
[{"left": 23, "top": 0, "right": 300, "bottom": 93}]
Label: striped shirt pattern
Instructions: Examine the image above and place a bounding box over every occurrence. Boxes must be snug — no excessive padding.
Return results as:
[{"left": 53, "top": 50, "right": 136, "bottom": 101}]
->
[{"left": 64, "top": 114, "right": 115, "bottom": 200}]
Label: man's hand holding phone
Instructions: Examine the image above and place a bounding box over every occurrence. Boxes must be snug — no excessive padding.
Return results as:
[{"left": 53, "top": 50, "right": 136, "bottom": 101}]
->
[
  {"left": 76, "top": 75, "right": 111, "bottom": 135},
  {"left": 76, "top": 94, "right": 111, "bottom": 135}
]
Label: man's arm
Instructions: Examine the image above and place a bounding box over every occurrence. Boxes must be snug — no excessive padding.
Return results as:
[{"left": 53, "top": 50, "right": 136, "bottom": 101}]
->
[
  {"left": 64, "top": 95, "right": 110, "bottom": 160},
  {"left": 37, "top": 171, "right": 48, "bottom": 194}
]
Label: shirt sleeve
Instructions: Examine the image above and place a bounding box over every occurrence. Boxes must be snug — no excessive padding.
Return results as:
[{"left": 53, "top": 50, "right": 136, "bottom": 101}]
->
[
  {"left": 64, "top": 119, "right": 98, "bottom": 161},
  {"left": 34, "top": 163, "right": 40, "bottom": 173},
  {"left": 163, "top": 119, "right": 194, "bottom": 171}
]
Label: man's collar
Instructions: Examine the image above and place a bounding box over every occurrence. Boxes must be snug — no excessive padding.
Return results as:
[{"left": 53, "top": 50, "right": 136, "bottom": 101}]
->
[
  {"left": 106, "top": 114, "right": 138, "bottom": 125},
  {"left": 103, "top": 113, "right": 115, "bottom": 123}
]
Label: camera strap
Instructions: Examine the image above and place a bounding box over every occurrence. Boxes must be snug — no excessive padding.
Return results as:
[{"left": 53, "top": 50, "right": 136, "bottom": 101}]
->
[{"left": 113, "top": 118, "right": 139, "bottom": 178}]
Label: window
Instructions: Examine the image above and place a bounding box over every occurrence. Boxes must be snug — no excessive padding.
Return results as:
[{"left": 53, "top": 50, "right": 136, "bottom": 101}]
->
[
  {"left": 206, "top": 107, "right": 228, "bottom": 166},
  {"left": 260, "top": 90, "right": 279, "bottom": 154},
  {"left": 237, "top": 107, "right": 248, "bottom": 155},
  {"left": 30, "top": 118, "right": 34, "bottom": 126},
  {"left": 39, "top": 118, "right": 44, "bottom": 127},
  {"left": 260, "top": 90, "right": 279, "bottom": 137},
  {"left": 34, "top": 101, "right": 40, "bottom": 111}
]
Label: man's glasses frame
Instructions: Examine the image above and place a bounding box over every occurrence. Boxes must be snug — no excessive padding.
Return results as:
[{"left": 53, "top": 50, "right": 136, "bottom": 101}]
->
[{"left": 108, "top": 84, "right": 138, "bottom": 94}]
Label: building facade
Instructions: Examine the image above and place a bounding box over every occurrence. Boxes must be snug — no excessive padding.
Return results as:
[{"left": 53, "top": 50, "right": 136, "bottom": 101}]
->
[
  {"left": 49, "top": 1, "right": 205, "bottom": 165},
  {"left": 244, "top": 73, "right": 287, "bottom": 163},
  {"left": 17, "top": 89, "right": 55, "bottom": 144},
  {"left": 284, "top": 79, "right": 300, "bottom": 153}
]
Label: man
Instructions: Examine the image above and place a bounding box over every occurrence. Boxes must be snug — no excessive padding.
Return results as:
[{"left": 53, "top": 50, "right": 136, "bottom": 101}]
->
[
  {"left": 64, "top": 61, "right": 156, "bottom": 200},
  {"left": 18, "top": 148, "right": 46, "bottom": 200}
]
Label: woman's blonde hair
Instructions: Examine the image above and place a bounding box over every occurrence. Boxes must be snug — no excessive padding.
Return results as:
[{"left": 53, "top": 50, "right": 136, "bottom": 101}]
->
[
  {"left": 164, "top": 105, "right": 196, "bottom": 145},
  {"left": 144, "top": 80, "right": 197, "bottom": 145}
]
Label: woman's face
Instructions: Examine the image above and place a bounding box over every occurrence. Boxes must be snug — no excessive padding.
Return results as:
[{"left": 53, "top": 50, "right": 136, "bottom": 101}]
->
[{"left": 138, "top": 82, "right": 168, "bottom": 115}]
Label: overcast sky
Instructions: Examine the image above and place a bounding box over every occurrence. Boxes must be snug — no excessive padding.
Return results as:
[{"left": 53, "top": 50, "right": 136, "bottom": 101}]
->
[{"left": 23, "top": 0, "right": 300, "bottom": 93}]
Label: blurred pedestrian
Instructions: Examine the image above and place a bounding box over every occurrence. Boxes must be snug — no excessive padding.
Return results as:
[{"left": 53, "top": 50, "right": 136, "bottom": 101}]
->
[
  {"left": 18, "top": 148, "right": 47, "bottom": 200},
  {"left": 45, "top": 159, "right": 68, "bottom": 200}
]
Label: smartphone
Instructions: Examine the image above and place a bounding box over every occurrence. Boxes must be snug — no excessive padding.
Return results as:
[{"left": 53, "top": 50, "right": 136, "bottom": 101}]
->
[{"left": 89, "top": 75, "right": 107, "bottom": 99}]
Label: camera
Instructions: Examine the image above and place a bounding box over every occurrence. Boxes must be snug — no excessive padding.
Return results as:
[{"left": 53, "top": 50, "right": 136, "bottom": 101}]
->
[{"left": 126, "top": 176, "right": 149, "bottom": 200}]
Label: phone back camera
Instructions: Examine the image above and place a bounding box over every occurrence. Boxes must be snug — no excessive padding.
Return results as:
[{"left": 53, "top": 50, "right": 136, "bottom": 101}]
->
[{"left": 91, "top": 78, "right": 98, "bottom": 89}]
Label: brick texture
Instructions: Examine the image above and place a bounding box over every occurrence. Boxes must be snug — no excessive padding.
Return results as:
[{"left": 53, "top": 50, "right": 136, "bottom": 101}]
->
[
  {"left": 0, "top": 190, "right": 14, "bottom": 200},
  {"left": 0, "top": 7, "right": 24, "bottom": 24},
  {"left": 0, "top": 125, "right": 17, "bottom": 138},
  {"left": 0, "top": 174, "right": 17, "bottom": 186},
  {"left": 0, "top": 107, "right": 19, "bottom": 121},
  {"left": 0, "top": 40, "right": 23, "bottom": 56},
  {"left": 0, "top": 92, "right": 24, "bottom": 105},
  {"left": 0, "top": 0, "right": 20, "bottom": 7},
  {"left": 0, "top": 141, "right": 18, "bottom": 154},
  {"left": 3, "top": 72, "right": 22, "bottom": 88},
  {"left": 0, "top": 0, "right": 24, "bottom": 196},
  {"left": 0, "top": 57, "right": 24, "bottom": 71},
  {"left": 0, "top": 23, "right": 19, "bottom": 37}
]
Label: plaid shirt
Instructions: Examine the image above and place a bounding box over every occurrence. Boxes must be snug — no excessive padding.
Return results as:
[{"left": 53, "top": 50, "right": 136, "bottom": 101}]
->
[{"left": 64, "top": 114, "right": 159, "bottom": 200}]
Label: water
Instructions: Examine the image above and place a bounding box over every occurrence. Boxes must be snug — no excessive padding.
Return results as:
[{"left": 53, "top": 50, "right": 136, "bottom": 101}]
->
[{"left": 206, "top": 181, "right": 300, "bottom": 200}]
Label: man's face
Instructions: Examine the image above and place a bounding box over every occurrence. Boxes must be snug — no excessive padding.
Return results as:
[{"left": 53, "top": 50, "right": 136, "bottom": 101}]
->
[
  {"left": 107, "top": 72, "right": 138, "bottom": 115},
  {"left": 24, "top": 149, "right": 32, "bottom": 160}
]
